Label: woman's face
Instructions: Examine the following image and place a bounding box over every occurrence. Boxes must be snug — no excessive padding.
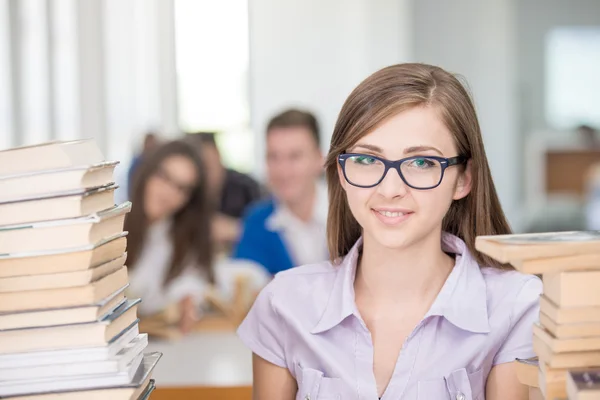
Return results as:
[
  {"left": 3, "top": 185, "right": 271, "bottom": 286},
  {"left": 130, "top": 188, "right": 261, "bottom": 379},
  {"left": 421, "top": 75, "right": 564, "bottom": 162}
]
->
[
  {"left": 144, "top": 154, "right": 199, "bottom": 222},
  {"left": 339, "top": 106, "right": 472, "bottom": 250}
]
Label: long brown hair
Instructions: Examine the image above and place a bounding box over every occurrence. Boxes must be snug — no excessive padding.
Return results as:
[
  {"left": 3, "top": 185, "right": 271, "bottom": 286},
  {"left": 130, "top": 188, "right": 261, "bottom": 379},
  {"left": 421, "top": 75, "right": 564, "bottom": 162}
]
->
[
  {"left": 125, "top": 140, "right": 215, "bottom": 284},
  {"left": 325, "top": 63, "right": 511, "bottom": 269}
]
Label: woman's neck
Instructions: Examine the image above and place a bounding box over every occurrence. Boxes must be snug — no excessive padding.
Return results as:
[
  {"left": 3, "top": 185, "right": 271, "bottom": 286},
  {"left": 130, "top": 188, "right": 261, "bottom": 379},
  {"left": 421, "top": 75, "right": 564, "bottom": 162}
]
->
[{"left": 354, "top": 230, "right": 454, "bottom": 308}]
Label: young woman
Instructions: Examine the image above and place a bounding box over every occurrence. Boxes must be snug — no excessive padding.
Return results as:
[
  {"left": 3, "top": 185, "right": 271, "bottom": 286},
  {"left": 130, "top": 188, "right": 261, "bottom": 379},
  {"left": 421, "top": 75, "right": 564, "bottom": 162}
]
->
[
  {"left": 237, "top": 64, "right": 542, "bottom": 400},
  {"left": 126, "top": 140, "right": 214, "bottom": 333}
]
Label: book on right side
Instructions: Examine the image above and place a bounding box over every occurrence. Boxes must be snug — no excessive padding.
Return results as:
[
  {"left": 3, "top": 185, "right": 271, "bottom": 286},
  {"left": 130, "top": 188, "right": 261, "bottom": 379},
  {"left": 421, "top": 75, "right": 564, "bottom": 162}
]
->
[
  {"left": 567, "top": 369, "right": 600, "bottom": 400},
  {"left": 475, "top": 231, "right": 600, "bottom": 265},
  {"left": 477, "top": 229, "right": 600, "bottom": 399}
]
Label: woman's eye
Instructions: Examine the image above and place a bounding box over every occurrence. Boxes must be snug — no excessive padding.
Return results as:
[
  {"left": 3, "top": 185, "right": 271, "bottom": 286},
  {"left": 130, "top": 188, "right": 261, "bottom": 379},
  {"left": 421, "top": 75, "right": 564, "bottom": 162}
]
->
[
  {"left": 353, "top": 156, "right": 376, "bottom": 165},
  {"left": 409, "top": 158, "right": 434, "bottom": 168}
]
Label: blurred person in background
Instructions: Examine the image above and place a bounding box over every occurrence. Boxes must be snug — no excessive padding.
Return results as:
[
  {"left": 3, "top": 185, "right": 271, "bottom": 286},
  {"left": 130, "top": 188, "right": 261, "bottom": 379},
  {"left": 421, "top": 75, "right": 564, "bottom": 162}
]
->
[
  {"left": 125, "top": 140, "right": 214, "bottom": 334},
  {"left": 127, "top": 131, "right": 161, "bottom": 194},
  {"left": 115, "top": 131, "right": 162, "bottom": 205},
  {"left": 233, "top": 109, "right": 328, "bottom": 275},
  {"left": 185, "top": 132, "right": 263, "bottom": 251}
]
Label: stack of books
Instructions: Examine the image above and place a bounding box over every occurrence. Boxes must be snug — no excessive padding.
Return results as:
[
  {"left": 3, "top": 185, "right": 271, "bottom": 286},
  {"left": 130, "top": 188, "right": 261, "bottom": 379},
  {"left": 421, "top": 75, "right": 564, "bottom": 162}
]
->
[
  {"left": 476, "top": 231, "right": 600, "bottom": 400},
  {"left": 0, "top": 140, "right": 160, "bottom": 400}
]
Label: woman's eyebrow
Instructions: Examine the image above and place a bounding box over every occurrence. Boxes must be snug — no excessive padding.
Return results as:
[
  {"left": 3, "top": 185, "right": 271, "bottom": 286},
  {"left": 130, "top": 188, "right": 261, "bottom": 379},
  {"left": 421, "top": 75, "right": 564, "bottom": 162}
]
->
[
  {"left": 403, "top": 145, "right": 443, "bottom": 156},
  {"left": 350, "top": 143, "right": 444, "bottom": 157},
  {"left": 351, "top": 143, "right": 384, "bottom": 154}
]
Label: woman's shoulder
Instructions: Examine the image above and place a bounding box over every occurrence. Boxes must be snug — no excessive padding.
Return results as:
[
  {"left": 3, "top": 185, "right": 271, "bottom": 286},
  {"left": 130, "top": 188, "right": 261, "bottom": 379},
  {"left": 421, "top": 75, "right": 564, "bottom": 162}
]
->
[
  {"left": 252, "top": 261, "right": 339, "bottom": 321},
  {"left": 480, "top": 267, "right": 542, "bottom": 323},
  {"left": 480, "top": 267, "right": 542, "bottom": 298},
  {"left": 265, "top": 260, "right": 338, "bottom": 297}
]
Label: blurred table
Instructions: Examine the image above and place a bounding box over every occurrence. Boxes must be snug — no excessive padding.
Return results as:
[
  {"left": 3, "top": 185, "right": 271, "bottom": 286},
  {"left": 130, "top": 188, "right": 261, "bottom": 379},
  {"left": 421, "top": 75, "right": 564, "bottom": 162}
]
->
[{"left": 146, "top": 332, "right": 252, "bottom": 400}]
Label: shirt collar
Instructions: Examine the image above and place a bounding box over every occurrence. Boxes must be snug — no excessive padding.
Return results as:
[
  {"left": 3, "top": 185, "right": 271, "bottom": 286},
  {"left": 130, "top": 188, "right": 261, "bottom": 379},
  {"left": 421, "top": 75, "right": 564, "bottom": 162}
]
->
[
  {"left": 266, "top": 180, "right": 328, "bottom": 231},
  {"left": 310, "top": 232, "right": 490, "bottom": 335}
]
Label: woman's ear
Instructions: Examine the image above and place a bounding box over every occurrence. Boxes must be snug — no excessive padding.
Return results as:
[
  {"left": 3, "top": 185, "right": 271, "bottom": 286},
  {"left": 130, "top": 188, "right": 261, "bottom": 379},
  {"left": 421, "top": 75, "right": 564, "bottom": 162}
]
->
[{"left": 453, "top": 159, "right": 472, "bottom": 200}]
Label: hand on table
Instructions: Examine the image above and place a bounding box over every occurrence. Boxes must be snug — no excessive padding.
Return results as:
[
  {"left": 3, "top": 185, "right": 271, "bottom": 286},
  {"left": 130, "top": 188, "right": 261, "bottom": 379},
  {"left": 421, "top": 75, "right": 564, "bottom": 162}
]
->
[{"left": 178, "top": 295, "right": 199, "bottom": 334}]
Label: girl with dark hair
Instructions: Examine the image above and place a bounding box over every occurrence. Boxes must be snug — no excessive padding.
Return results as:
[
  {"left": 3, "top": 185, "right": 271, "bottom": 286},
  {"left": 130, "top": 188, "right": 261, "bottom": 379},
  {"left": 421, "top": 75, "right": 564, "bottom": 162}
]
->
[
  {"left": 238, "top": 64, "right": 541, "bottom": 399},
  {"left": 126, "top": 140, "right": 214, "bottom": 333}
]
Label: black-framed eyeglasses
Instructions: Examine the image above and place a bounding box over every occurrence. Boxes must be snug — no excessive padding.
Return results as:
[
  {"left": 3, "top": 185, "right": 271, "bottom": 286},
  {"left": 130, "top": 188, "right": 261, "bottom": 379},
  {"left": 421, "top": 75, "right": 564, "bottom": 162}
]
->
[
  {"left": 338, "top": 153, "right": 467, "bottom": 189},
  {"left": 154, "top": 167, "right": 196, "bottom": 196}
]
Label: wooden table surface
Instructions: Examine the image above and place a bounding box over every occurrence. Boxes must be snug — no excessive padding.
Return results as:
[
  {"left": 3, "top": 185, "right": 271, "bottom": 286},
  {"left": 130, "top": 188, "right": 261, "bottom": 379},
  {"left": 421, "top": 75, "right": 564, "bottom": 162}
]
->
[{"left": 145, "top": 332, "right": 252, "bottom": 400}]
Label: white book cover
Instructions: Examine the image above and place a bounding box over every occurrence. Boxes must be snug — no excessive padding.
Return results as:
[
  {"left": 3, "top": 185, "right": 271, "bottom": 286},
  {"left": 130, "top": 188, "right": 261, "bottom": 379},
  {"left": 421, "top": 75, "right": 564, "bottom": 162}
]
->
[
  {"left": 0, "top": 318, "right": 138, "bottom": 368},
  {"left": 0, "top": 202, "right": 131, "bottom": 231},
  {"left": 0, "top": 161, "right": 119, "bottom": 181},
  {"left": 0, "top": 334, "right": 148, "bottom": 381},
  {"left": 0, "top": 231, "right": 127, "bottom": 260},
  {"left": 0, "top": 183, "right": 118, "bottom": 205},
  {"left": 0, "top": 352, "right": 161, "bottom": 398},
  {"left": 0, "top": 352, "right": 144, "bottom": 396}
]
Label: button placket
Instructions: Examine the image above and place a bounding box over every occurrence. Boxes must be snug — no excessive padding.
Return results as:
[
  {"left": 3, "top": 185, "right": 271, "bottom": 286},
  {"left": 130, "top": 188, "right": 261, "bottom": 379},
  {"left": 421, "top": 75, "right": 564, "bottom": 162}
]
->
[{"left": 381, "top": 323, "right": 425, "bottom": 399}]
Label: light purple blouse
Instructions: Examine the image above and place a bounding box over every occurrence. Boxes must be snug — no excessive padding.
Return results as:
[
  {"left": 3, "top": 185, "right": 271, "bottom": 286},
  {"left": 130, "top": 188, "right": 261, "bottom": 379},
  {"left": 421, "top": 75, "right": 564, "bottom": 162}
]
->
[{"left": 237, "top": 233, "right": 542, "bottom": 400}]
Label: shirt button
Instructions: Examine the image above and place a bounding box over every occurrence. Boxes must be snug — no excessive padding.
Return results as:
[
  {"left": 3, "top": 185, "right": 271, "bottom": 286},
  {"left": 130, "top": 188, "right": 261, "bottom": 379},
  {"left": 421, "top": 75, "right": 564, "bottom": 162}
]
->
[{"left": 455, "top": 393, "right": 465, "bottom": 400}]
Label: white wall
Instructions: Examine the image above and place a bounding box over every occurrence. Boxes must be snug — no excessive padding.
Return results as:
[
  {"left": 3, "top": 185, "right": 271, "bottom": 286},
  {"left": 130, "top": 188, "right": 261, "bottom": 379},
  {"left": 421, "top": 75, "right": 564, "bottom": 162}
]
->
[
  {"left": 104, "top": 0, "right": 179, "bottom": 163},
  {"left": 248, "top": 0, "right": 413, "bottom": 179},
  {"left": 412, "top": 0, "right": 521, "bottom": 228},
  {"left": 0, "top": 0, "right": 13, "bottom": 149},
  {"left": 0, "top": 0, "right": 178, "bottom": 162},
  {"left": 516, "top": 0, "right": 600, "bottom": 135}
]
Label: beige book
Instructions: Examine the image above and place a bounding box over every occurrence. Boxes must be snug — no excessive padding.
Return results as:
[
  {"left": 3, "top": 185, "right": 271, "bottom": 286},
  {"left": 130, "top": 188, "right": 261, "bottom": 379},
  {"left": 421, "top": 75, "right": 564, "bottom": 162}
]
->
[
  {"left": 512, "top": 252, "right": 600, "bottom": 275},
  {"left": 475, "top": 231, "right": 600, "bottom": 263},
  {"left": 544, "top": 271, "right": 600, "bottom": 308},
  {"left": 0, "top": 202, "right": 130, "bottom": 254},
  {"left": 538, "top": 368, "right": 567, "bottom": 400},
  {"left": 566, "top": 369, "right": 600, "bottom": 400},
  {"left": 537, "top": 362, "right": 592, "bottom": 400},
  {"left": 540, "top": 313, "right": 600, "bottom": 339},
  {"left": 0, "top": 139, "right": 104, "bottom": 177},
  {"left": 0, "top": 162, "right": 117, "bottom": 201},
  {"left": 0, "top": 184, "right": 117, "bottom": 226},
  {"left": 0, "top": 233, "right": 127, "bottom": 278},
  {"left": 534, "top": 333, "right": 600, "bottom": 369},
  {"left": 534, "top": 323, "right": 600, "bottom": 353},
  {"left": 0, "top": 285, "right": 127, "bottom": 330},
  {"left": 0, "top": 266, "right": 128, "bottom": 313},
  {"left": 0, "top": 253, "right": 126, "bottom": 293},
  {"left": 0, "top": 298, "right": 139, "bottom": 354},
  {"left": 540, "top": 295, "right": 600, "bottom": 325}
]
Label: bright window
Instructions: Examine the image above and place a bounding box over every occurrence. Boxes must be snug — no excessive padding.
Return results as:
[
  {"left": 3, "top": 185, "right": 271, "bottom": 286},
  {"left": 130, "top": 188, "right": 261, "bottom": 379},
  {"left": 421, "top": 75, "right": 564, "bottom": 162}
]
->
[
  {"left": 174, "top": 0, "right": 253, "bottom": 172},
  {"left": 546, "top": 27, "right": 600, "bottom": 130}
]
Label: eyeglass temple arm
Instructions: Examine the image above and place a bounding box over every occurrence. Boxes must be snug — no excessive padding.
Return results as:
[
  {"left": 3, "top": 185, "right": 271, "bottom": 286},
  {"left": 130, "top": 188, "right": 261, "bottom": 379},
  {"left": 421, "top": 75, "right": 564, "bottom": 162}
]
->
[{"left": 447, "top": 156, "right": 467, "bottom": 166}]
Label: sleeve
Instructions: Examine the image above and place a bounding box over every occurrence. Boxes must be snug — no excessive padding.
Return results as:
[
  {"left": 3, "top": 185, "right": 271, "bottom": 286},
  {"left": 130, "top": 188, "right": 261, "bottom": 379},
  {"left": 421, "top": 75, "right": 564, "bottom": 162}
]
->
[
  {"left": 237, "top": 283, "right": 286, "bottom": 368},
  {"left": 493, "top": 276, "right": 543, "bottom": 365},
  {"left": 165, "top": 265, "right": 210, "bottom": 307}
]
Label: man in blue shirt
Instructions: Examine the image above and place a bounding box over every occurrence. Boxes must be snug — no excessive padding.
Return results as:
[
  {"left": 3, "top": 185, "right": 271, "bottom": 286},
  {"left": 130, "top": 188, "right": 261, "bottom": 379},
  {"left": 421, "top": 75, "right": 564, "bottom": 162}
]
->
[{"left": 233, "top": 109, "right": 328, "bottom": 275}]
